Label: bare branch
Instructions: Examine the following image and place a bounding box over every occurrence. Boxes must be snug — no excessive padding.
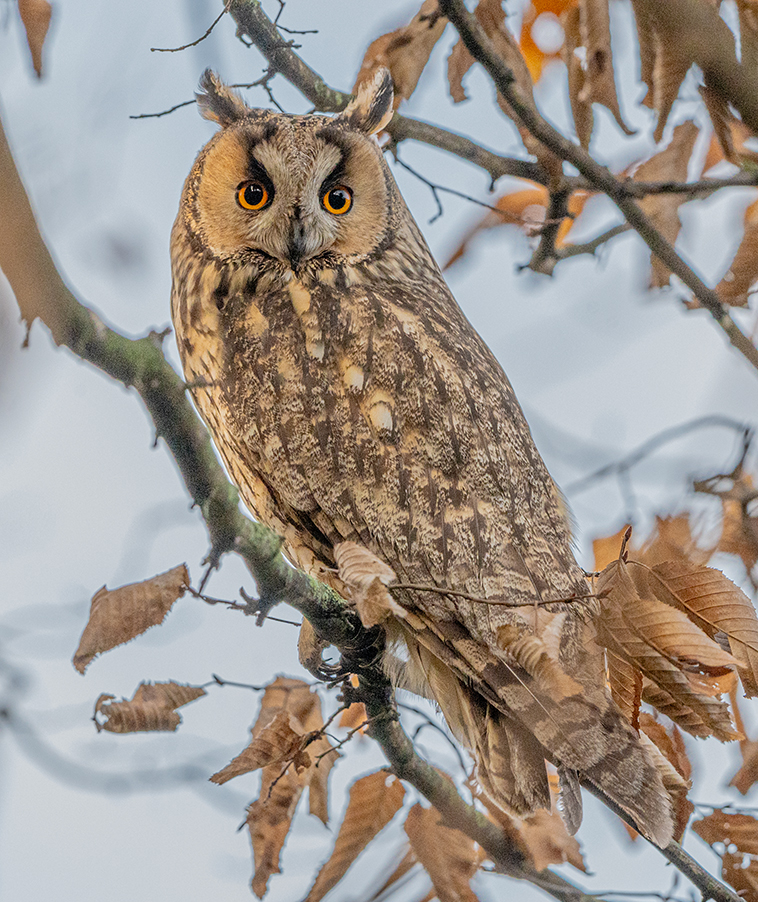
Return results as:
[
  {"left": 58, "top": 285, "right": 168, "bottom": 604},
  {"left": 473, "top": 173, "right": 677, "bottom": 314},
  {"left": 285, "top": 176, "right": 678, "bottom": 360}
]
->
[
  {"left": 151, "top": 2, "right": 230, "bottom": 53},
  {"left": 566, "top": 415, "right": 751, "bottom": 495},
  {"left": 557, "top": 224, "right": 631, "bottom": 260},
  {"left": 437, "top": 0, "right": 758, "bottom": 375}
]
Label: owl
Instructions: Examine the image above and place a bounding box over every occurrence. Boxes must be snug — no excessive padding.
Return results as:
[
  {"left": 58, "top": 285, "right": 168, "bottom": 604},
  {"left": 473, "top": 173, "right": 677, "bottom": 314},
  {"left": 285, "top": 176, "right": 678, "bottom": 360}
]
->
[{"left": 171, "top": 68, "right": 673, "bottom": 846}]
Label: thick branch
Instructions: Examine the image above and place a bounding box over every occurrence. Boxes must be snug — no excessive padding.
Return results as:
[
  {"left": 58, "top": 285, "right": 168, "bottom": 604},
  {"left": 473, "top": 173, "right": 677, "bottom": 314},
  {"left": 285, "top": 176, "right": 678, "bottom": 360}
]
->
[{"left": 437, "top": 0, "right": 758, "bottom": 375}]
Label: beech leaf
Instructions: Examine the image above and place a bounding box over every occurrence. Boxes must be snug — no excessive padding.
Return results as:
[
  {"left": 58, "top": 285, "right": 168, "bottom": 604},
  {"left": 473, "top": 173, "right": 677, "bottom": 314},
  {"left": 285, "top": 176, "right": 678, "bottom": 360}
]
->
[
  {"left": 237, "top": 678, "right": 339, "bottom": 897},
  {"left": 632, "top": 559, "right": 758, "bottom": 698},
  {"left": 94, "top": 681, "right": 206, "bottom": 733},
  {"left": 404, "top": 803, "right": 482, "bottom": 902},
  {"left": 519, "top": 807, "right": 587, "bottom": 872},
  {"left": 636, "top": 121, "right": 700, "bottom": 288},
  {"left": 597, "top": 560, "right": 740, "bottom": 740},
  {"left": 73, "top": 564, "right": 189, "bottom": 674},
  {"left": 18, "top": 0, "right": 52, "bottom": 77},
  {"left": 353, "top": 0, "right": 446, "bottom": 106},
  {"left": 304, "top": 770, "right": 406, "bottom": 902},
  {"left": 579, "top": 0, "right": 634, "bottom": 135},
  {"left": 694, "top": 810, "right": 758, "bottom": 900},
  {"left": 562, "top": 5, "right": 593, "bottom": 149},
  {"left": 717, "top": 198, "right": 758, "bottom": 308}
]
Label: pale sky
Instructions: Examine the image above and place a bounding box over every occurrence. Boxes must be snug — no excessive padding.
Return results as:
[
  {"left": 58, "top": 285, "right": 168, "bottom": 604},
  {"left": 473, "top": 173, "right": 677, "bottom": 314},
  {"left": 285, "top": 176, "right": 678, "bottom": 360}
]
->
[{"left": 1, "top": 1, "right": 757, "bottom": 900}]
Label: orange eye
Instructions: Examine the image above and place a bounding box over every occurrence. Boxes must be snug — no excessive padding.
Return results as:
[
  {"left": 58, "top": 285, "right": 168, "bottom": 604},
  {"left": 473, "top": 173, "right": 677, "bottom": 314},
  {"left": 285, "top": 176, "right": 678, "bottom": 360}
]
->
[
  {"left": 237, "top": 181, "right": 270, "bottom": 211},
  {"left": 322, "top": 186, "right": 353, "bottom": 215}
]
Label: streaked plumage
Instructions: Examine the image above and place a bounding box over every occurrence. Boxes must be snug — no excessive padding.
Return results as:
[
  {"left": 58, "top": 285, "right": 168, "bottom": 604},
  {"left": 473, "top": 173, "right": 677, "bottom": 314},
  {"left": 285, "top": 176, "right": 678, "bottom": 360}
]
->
[{"left": 170, "top": 68, "right": 673, "bottom": 845}]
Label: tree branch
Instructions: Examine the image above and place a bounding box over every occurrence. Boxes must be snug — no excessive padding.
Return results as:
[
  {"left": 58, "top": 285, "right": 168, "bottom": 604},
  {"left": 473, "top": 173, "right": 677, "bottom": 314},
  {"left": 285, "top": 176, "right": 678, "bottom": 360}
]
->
[{"left": 437, "top": 0, "right": 758, "bottom": 376}]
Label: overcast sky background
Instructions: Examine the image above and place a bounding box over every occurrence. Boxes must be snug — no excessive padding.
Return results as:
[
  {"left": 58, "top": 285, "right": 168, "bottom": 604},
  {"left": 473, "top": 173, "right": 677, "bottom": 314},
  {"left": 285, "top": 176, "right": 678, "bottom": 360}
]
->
[{"left": 2, "top": 1, "right": 758, "bottom": 900}]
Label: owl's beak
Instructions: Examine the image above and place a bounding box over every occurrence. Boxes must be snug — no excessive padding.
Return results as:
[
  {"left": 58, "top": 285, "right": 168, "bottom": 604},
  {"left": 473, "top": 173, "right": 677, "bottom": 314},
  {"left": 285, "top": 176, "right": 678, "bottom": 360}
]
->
[{"left": 288, "top": 216, "right": 308, "bottom": 270}]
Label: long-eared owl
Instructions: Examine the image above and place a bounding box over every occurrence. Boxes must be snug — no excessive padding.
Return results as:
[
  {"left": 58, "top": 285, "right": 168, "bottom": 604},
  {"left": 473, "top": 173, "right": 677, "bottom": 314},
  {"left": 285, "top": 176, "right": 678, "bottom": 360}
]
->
[{"left": 170, "top": 68, "right": 673, "bottom": 846}]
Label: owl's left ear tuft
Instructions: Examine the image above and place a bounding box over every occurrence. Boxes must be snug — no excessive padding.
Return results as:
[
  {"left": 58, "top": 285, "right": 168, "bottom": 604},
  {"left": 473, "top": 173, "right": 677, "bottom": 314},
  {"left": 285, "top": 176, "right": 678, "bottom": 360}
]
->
[
  {"left": 196, "top": 69, "right": 250, "bottom": 127},
  {"left": 338, "top": 68, "right": 394, "bottom": 136}
]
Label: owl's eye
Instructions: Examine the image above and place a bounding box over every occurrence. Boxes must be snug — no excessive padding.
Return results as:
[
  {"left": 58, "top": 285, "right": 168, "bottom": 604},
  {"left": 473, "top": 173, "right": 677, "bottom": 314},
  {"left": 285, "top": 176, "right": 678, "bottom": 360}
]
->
[
  {"left": 322, "top": 186, "right": 353, "bottom": 215},
  {"left": 237, "top": 181, "right": 271, "bottom": 211}
]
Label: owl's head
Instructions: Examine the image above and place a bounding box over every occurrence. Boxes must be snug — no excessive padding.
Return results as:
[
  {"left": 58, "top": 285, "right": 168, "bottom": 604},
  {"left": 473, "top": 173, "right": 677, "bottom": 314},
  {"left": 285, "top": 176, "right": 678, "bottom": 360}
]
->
[{"left": 183, "top": 69, "right": 396, "bottom": 272}]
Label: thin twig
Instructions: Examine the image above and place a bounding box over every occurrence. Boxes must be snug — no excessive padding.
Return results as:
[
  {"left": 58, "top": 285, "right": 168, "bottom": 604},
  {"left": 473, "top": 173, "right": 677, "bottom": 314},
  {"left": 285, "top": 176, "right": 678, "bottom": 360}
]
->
[
  {"left": 151, "top": 2, "right": 230, "bottom": 53},
  {"left": 391, "top": 583, "right": 596, "bottom": 607},
  {"left": 130, "top": 78, "right": 274, "bottom": 120},
  {"left": 393, "top": 154, "right": 514, "bottom": 222}
]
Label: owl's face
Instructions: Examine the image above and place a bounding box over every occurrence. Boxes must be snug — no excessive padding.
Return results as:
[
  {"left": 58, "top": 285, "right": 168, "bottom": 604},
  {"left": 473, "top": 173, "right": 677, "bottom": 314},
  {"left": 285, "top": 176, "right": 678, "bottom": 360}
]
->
[{"left": 185, "top": 70, "right": 396, "bottom": 273}]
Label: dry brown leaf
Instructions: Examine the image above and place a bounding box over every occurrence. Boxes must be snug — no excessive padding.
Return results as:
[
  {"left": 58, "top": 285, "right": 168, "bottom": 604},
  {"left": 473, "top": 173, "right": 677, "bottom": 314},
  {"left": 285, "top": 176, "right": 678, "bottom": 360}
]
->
[
  {"left": 694, "top": 810, "right": 758, "bottom": 900},
  {"left": 497, "top": 625, "right": 583, "bottom": 699},
  {"left": 520, "top": 808, "right": 587, "bottom": 872},
  {"left": 334, "top": 541, "right": 397, "bottom": 588},
  {"left": 557, "top": 191, "right": 592, "bottom": 246},
  {"left": 739, "top": 0, "right": 758, "bottom": 73},
  {"left": 304, "top": 770, "right": 406, "bottom": 902},
  {"left": 520, "top": 0, "right": 575, "bottom": 82},
  {"left": 339, "top": 674, "right": 368, "bottom": 733},
  {"left": 299, "top": 691, "right": 340, "bottom": 825},
  {"left": 298, "top": 618, "right": 329, "bottom": 674},
  {"left": 240, "top": 678, "right": 339, "bottom": 896},
  {"left": 356, "top": 577, "right": 406, "bottom": 628},
  {"left": 638, "top": 514, "right": 713, "bottom": 567},
  {"left": 697, "top": 467, "right": 758, "bottom": 573},
  {"left": 333, "top": 542, "right": 406, "bottom": 626},
  {"left": 651, "top": 38, "right": 692, "bottom": 144},
  {"left": 641, "top": 678, "right": 726, "bottom": 738},
  {"left": 606, "top": 648, "right": 642, "bottom": 730},
  {"left": 73, "top": 564, "right": 189, "bottom": 674},
  {"left": 720, "top": 500, "right": 758, "bottom": 570},
  {"left": 367, "top": 847, "right": 419, "bottom": 902},
  {"left": 604, "top": 560, "right": 739, "bottom": 676},
  {"left": 592, "top": 525, "right": 630, "bottom": 572},
  {"left": 18, "top": 0, "right": 52, "bottom": 77},
  {"left": 404, "top": 804, "right": 481, "bottom": 902},
  {"left": 353, "top": 0, "right": 446, "bottom": 106},
  {"left": 636, "top": 121, "right": 700, "bottom": 287},
  {"left": 630, "top": 0, "right": 694, "bottom": 141},
  {"left": 634, "top": 559, "right": 758, "bottom": 698},
  {"left": 94, "top": 681, "right": 205, "bottom": 734},
  {"left": 597, "top": 561, "right": 740, "bottom": 740},
  {"left": 701, "top": 83, "right": 740, "bottom": 166},
  {"left": 630, "top": 0, "right": 655, "bottom": 108},
  {"left": 704, "top": 117, "right": 758, "bottom": 172},
  {"left": 579, "top": 0, "right": 634, "bottom": 135},
  {"left": 729, "top": 687, "right": 758, "bottom": 794},
  {"left": 248, "top": 767, "right": 303, "bottom": 898},
  {"left": 562, "top": 5, "right": 593, "bottom": 148},
  {"left": 211, "top": 710, "right": 310, "bottom": 784},
  {"left": 717, "top": 198, "right": 758, "bottom": 307},
  {"left": 731, "top": 739, "right": 758, "bottom": 795}
]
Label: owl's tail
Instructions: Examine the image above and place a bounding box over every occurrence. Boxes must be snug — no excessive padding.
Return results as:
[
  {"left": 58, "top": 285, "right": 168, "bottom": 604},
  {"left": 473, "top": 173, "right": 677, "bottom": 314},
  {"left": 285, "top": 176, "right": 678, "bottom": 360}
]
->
[{"left": 394, "top": 633, "right": 674, "bottom": 848}]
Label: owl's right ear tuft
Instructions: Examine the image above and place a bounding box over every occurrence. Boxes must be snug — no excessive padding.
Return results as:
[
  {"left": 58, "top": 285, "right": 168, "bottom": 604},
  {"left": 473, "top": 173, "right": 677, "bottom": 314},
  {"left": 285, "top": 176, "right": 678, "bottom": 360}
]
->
[
  {"left": 338, "top": 68, "right": 394, "bottom": 136},
  {"left": 196, "top": 69, "right": 250, "bottom": 127}
]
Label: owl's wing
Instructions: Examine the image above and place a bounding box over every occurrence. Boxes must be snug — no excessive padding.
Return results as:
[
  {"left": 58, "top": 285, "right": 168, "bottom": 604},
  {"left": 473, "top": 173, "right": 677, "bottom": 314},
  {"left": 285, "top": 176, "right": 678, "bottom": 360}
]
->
[{"left": 208, "top": 262, "right": 673, "bottom": 844}]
